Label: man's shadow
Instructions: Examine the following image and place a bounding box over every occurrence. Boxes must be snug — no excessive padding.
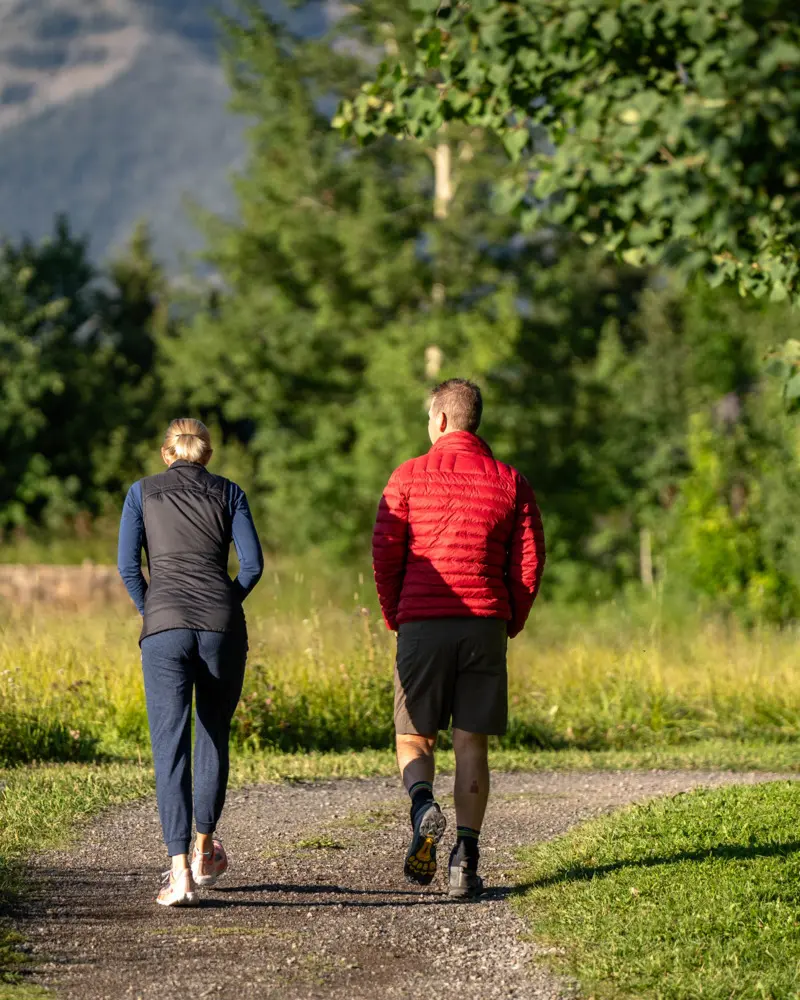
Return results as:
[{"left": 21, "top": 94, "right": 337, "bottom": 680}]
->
[{"left": 487, "top": 838, "right": 800, "bottom": 899}]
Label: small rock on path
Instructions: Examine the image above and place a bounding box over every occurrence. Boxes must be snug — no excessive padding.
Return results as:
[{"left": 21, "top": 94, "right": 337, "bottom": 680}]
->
[{"left": 15, "top": 769, "right": 789, "bottom": 1000}]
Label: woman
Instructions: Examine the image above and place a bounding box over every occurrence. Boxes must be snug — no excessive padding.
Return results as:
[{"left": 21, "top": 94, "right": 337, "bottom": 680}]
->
[{"left": 118, "top": 418, "right": 263, "bottom": 906}]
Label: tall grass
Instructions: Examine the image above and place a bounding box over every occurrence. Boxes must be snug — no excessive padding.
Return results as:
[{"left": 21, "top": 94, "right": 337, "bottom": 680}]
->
[{"left": 1, "top": 568, "right": 799, "bottom": 764}]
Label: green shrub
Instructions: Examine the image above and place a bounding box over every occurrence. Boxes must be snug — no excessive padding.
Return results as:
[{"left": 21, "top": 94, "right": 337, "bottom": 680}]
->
[{"left": 0, "top": 711, "right": 99, "bottom": 766}]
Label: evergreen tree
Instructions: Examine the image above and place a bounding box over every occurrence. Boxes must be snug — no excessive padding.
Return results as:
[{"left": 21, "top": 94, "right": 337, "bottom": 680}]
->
[
  {"left": 0, "top": 218, "right": 172, "bottom": 531},
  {"left": 0, "top": 246, "right": 66, "bottom": 528},
  {"left": 175, "top": 5, "right": 451, "bottom": 553},
  {"left": 93, "top": 222, "right": 175, "bottom": 494},
  {"left": 179, "top": 3, "right": 654, "bottom": 562}
]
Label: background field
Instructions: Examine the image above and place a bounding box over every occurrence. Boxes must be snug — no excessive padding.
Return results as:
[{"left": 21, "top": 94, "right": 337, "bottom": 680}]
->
[{"left": 2, "top": 567, "right": 799, "bottom": 768}]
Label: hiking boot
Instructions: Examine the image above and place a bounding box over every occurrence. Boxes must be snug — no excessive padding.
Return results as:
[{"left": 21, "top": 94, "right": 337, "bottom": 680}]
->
[
  {"left": 448, "top": 860, "right": 484, "bottom": 900},
  {"left": 191, "top": 838, "right": 228, "bottom": 888},
  {"left": 404, "top": 802, "right": 447, "bottom": 886},
  {"left": 156, "top": 867, "right": 199, "bottom": 907}
]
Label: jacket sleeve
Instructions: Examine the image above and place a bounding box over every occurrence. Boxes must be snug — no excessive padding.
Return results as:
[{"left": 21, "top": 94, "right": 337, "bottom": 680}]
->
[
  {"left": 507, "top": 473, "right": 545, "bottom": 639},
  {"left": 117, "top": 482, "right": 147, "bottom": 615},
  {"left": 229, "top": 483, "right": 264, "bottom": 601},
  {"left": 372, "top": 469, "right": 409, "bottom": 632}
]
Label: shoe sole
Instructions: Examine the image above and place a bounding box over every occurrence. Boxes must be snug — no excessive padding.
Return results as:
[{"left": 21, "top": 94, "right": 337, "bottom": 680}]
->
[
  {"left": 447, "top": 869, "right": 484, "bottom": 900},
  {"left": 447, "top": 883, "right": 483, "bottom": 900},
  {"left": 156, "top": 891, "right": 199, "bottom": 907},
  {"left": 193, "top": 868, "right": 228, "bottom": 888},
  {"left": 404, "top": 805, "right": 447, "bottom": 886}
]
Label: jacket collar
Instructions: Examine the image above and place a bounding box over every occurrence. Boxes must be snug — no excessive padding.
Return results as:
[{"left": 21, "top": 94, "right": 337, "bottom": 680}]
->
[
  {"left": 429, "top": 431, "right": 493, "bottom": 457},
  {"left": 169, "top": 460, "right": 206, "bottom": 471}
]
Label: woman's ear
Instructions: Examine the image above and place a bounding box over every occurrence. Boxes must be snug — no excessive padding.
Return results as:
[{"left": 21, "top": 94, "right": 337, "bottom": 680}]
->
[{"left": 161, "top": 447, "right": 171, "bottom": 467}]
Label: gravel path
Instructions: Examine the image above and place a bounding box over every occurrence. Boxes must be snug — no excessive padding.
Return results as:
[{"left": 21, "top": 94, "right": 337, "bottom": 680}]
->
[{"left": 14, "top": 769, "right": 789, "bottom": 999}]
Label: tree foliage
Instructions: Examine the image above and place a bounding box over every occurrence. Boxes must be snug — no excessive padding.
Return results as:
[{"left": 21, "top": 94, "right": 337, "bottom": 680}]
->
[
  {"left": 169, "top": 6, "right": 434, "bottom": 554},
  {"left": 337, "top": 0, "right": 800, "bottom": 407},
  {"left": 0, "top": 1, "right": 798, "bottom": 623},
  {"left": 0, "top": 218, "right": 172, "bottom": 531},
  {"left": 173, "top": 4, "right": 649, "bottom": 565}
]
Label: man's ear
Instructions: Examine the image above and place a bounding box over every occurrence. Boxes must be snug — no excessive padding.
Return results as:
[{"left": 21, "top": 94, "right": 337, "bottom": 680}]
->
[{"left": 439, "top": 411, "right": 448, "bottom": 433}]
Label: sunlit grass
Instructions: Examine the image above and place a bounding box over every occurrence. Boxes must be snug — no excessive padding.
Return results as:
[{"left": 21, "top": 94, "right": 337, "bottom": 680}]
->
[
  {"left": 0, "top": 567, "right": 799, "bottom": 763},
  {"left": 1, "top": 565, "right": 797, "bottom": 995},
  {"left": 515, "top": 782, "right": 800, "bottom": 999}
]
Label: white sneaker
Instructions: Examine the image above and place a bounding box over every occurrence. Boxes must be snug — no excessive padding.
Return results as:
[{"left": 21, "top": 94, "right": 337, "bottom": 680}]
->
[{"left": 156, "top": 867, "right": 199, "bottom": 907}]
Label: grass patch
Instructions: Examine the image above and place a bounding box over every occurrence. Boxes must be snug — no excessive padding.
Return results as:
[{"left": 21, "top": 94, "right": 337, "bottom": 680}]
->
[
  {"left": 233, "top": 740, "right": 800, "bottom": 781},
  {"left": 2, "top": 589, "right": 800, "bottom": 763},
  {"left": 296, "top": 835, "right": 344, "bottom": 850},
  {"left": 515, "top": 781, "right": 800, "bottom": 1000},
  {"left": 0, "top": 711, "right": 99, "bottom": 768},
  {"left": 332, "top": 804, "right": 399, "bottom": 831},
  {"left": 0, "top": 982, "right": 49, "bottom": 1000}
]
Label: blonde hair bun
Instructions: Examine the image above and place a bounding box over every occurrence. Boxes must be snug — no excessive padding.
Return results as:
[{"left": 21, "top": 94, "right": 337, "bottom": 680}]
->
[{"left": 162, "top": 418, "right": 213, "bottom": 466}]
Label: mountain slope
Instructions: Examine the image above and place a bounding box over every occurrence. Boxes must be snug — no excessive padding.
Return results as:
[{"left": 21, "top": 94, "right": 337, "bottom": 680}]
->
[{"left": 0, "top": 0, "right": 329, "bottom": 263}]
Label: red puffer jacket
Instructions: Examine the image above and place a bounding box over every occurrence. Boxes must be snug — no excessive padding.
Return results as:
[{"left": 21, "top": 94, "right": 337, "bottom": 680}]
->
[{"left": 372, "top": 432, "right": 545, "bottom": 637}]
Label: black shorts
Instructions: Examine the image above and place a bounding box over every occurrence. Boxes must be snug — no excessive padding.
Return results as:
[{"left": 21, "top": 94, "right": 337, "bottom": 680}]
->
[{"left": 394, "top": 618, "right": 508, "bottom": 736}]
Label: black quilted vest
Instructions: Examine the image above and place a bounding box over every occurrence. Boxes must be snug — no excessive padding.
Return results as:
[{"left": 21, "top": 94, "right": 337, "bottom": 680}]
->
[{"left": 140, "top": 461, "right": 243, "bottom": 642}]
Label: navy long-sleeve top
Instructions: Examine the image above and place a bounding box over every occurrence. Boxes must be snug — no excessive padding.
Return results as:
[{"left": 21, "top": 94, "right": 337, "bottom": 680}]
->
[{"left": 117, "top": 479, "right": 264, "bottom": 615}]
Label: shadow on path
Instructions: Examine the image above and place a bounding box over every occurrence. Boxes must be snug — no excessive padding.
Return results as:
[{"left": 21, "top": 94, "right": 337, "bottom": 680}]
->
[
  {"left": 197, "top": 895, "right": 461, "bottom": 910},
  {"left": 508, "top": 838, "right": 800, "bottom": 896},
  {"left": 216, "top": 881, "right": 429, "bottom": 897}
]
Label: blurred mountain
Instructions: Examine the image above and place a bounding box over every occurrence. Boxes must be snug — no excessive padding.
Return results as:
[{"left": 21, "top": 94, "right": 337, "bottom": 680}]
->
[{"left": 0, "top": 0, "right": 329, "bottom": 264}]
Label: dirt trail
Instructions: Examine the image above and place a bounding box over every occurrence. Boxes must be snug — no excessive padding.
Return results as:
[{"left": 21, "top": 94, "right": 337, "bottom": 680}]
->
[{"left": 14, "top": 769, "right": 788, "bottom": 1000}]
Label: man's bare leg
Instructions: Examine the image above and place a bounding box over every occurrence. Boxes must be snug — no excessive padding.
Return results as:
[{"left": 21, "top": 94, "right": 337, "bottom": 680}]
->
[
  {"left": 397, "top": 732, "right": 436, "bottom": 793},
  {"left": 396, "top": 732, "right": 446, "bottom": 884},
  {"left": 449, "top": 728, "right": 489, "bottom": 897},
  {"left": 452, "top": 729, "right": 490, "bottom": 830}
]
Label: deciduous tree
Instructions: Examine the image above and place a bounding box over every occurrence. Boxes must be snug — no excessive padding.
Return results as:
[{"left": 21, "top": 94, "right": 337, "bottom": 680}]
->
[{"left": 338, "top": 0, "right": 800, "bottom": 408}]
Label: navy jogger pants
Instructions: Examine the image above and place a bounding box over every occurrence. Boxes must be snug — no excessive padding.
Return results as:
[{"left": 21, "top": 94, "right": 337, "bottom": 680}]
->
[{"left": 141, "top": 627, "right": 247, "bottom": 856}]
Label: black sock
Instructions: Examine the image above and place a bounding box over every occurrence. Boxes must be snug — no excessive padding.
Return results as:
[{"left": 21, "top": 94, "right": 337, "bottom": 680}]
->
[
  {"left": 408, "top": 780, "right": 434, "bottom": 826},
  {"left": 450, "top": 826, "right": 480, "bottom": 869}
]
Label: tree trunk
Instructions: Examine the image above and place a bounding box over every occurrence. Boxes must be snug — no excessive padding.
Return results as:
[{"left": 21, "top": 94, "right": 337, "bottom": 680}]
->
[{"left": 639, "top": 527, "right": 654, "bottom": 590}]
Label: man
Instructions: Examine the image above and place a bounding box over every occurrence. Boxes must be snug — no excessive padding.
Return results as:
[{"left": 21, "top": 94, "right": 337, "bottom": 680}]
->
[{"left": 372, "top": 378, "right": 545, "bottom": 899}]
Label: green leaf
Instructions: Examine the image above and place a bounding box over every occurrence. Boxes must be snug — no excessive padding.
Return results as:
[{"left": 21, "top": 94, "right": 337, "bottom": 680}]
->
[
  {"left": 503, "top": 128, "right": 529, "bottom": 162},
  {"left": 563, "top": 9, "right": 588, "bottom": 36},
  {"left": 784, "top": 339, "right": 800, "bottom": 362},
  {"left": 596, "top": 11, "right": 620, "bottom": 43},
  {"left": 769, "top": 280, "right": 788, "bottom": 303},
  {"left": 619, "top": 108, "right": 641, "bottom": 126},
  {"left": 786, "top": 372, "right": 800, "bottom": 402},
  {"left": 621, "top": 247, "right": 647, "bottom": 267},
  {"left": 759, "top": 40, "right": 800, "bottom": 74},
  {"left": 491, "top": 178, "right": 525, "bottom": 215},
  {"left": 447, "top": 89, "right": 473, "bottom": 112},
  {"left": 765, "top": 358, "right": 789, "bottom": 380}
]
